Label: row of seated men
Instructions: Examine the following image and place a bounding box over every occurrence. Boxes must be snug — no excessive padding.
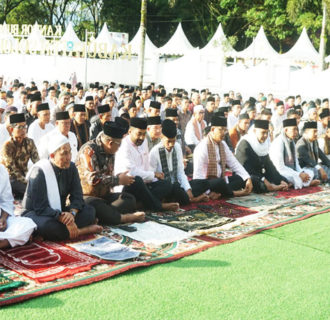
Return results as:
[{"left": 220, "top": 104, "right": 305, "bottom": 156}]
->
[{"left": 0, "top": 106, "right": 329, "bottom": 249}]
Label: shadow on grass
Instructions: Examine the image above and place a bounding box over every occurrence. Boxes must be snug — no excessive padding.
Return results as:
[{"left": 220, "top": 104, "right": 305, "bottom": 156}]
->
[{"left": 4, "top": 296, "right": 64, "bottom": 309}]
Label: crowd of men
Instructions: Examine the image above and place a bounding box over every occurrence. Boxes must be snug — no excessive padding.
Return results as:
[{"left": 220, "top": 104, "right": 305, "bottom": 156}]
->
[{"left": 0, "top": 76, "right": 329, "bottom": 249}]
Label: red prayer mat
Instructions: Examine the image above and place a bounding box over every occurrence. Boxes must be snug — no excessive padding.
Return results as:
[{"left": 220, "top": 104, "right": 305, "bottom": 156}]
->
[
  {"left": 274, "top": 186, "right": 322, "bottom": 199},
  {"left": 0, "top": 241, "right": 102, "bottom": 283}
]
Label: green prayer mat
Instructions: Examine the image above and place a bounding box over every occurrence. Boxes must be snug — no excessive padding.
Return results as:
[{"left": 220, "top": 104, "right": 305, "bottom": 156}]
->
[
  {"left": 0, "top": 272, "right": 25, "bottom": 293},
  {"left": 147, "top": 210, "right": 235, "bottom": 231}
]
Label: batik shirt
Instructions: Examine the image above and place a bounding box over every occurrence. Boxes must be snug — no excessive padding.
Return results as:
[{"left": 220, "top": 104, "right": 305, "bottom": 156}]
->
[
  {"left": 75, "top": 134, "right": 119, "bottom": 197},
  {"left": 0, "top": 137, "right": 39, "bottom": 183}
]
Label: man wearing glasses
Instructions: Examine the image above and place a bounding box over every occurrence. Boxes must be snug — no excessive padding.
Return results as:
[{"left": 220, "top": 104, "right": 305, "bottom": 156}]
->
[{"left": 0, "top": 113, "right": 39, "bottom": 198}]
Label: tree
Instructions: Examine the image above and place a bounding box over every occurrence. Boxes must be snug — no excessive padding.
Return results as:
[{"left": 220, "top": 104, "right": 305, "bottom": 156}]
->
[{"left": 0, "top": 0, "right": 25, "bottom": 23}]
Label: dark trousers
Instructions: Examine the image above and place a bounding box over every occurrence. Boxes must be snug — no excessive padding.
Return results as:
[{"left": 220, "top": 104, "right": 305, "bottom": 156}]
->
[
  {"left": 24, "top": 205, "right": 96, "bottom": 241},
  {"left": 169, "top": 182, "right": 190, "bottom": 206},
  {"left": 84, "top": 192, "right": 136, "bottom": 225},
  {"left": 123, "top": 176, "right": 172, "bottom": 211},
  {"left": 208, "top": 175, "right": 245, "bottom": 197},
  {"left": 189, "top": 179, "right": 211, "bottom": 197},
  {"left": 10, "top": 179, "right": 27, "bottom": 199}
]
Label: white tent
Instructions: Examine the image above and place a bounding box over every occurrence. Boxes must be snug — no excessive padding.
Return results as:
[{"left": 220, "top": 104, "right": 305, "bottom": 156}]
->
[
  {"left": 94, "top": 23, "right": 117, "bottom": 48},
  {"left": 27, "top": 22, "right": 46, "bottom": 51},
  {"left": 281, "top": 28, "right": 320, "bottom": 63},
  {"left": 60, "top": 22, "right": 82, "bottom": 51},
  {"left": 128, "top": 26, "right": 157, "bottom": 56},
  {"left": 200, "top": 23, "right": 236, "bottom": 57},
  {"left": 0, "top": 22, "right": 15, "bottom": 41},
  {"left": 157, "top": 23, "right": 195, "bottom": 55},
  {"left": 234, "top": 26, "right": 279, "bottom": 60}
]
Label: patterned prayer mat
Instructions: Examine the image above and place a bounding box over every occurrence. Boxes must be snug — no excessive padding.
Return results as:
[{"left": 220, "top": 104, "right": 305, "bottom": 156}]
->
[
  {"left": 147, "top": 210, "right": 235, "bottom": 231},
  {"left": 0, "top": 272, "right": 25, "bottom": 293},
  {"left": 274, "top": 186, "right": 323, "bottom": 198},
  {"left": 1, "top": 187, "right": 329, "bottom": 307}
]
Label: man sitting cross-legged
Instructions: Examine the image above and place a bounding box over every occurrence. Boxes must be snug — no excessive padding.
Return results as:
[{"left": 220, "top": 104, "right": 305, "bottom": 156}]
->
[{"left": 22, "top": 135, "right": 102, "bottom": 241}]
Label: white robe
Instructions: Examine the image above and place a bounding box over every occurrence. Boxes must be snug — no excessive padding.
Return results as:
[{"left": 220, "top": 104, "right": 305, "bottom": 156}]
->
[
  {"left": 0, "top": 124, "right": 10, "bottom": 150},
  {"left": 28, "top": 120, "right": 54, "bottom": 153},
  {"left": 0, "top": 164, "right": 36, "bottom": 247},
  {"left": 184, "top": 119, "right": 206, "bottom": 146},
  {"left": 227, "top": 113, "right": 239, "bottom": 130},
  {"left": 269, "top": 135, "right": 314, "bottom": 189}
]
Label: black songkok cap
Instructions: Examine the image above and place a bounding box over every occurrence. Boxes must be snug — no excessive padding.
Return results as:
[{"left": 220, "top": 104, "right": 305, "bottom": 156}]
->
[
  {"left": 37, "top": 103, "right": 50, "bottom": 112},
  {"left": 115, "top": 116, "right": 129, "bottom": 134},
  {"left": 249, "top": 97, "right": 257, "bottom": 104},
  {"left": 283, "top": 118, "right": 297, "bottom": 127},
  {"left": 97, "top": 104, "right": 110, "bottom": 114},
  {"left": 147, "top": 116, "right": 161, "bottom": 126},
  {"left": 239, "top": 113, "right": 250, "bottom": 120},
  {"left": 30, "top": 86, "right": 38, "bottom": 91},
  {"left": 254, "top": 119, "right": 269, "bottom": 130},
  {"left": 149, "top": 101, "right": 161, "bottom": 109},
  {"left": 130, "top": 117, "right": 147, "bottom": 130},
  {"left": 73, "top": 104, "right": 86, "bottom": 112},
  {"left": 85, "top": 96, "right": 94, "bottom": 102},
  {"left": 328, "top": 120, "right": 330, "bottom": 128},
  {"left": 276, "top": 100, "right": 284, "bottom": 107},
  {"left": 165, "top": 108, "right": 178, "bottom": 117},
  {"left": 319, "top": 108, "right": 329, "bottom": 119},
  {"left": 207, "top": 96, "right": 215, "bottom": 102},
  {"left": 232, "top": 100, "right": 241, "bottom": 106},
  {"left": 211, "top": 116, "right": 227, "bottom": 127},
  {"left": 218, "top": 107, "right": 229, "bottom": 113},
  {"left": 49, "top": 86, "right": 55, "bottom": 91},
  {"left": 103, "top": 121, "right": 125, "bottom": 139},
  {"left": 9, "top": 113, "right": 25, "bottom": 124},
  {"left": 30, "top": 92, "right": 42, "bottom": 102},
  {"left": 224, "top": 93, "right": 229, "bottom": 97},
  {"left": 303, "top": 121, "right": 317, "bottom": 131},
  {"left": 66, "top": 83, "right": 72, "bottom": 89},
  {"left": 162, "top": 119, "right": 177, "bottom": 138},
  {"left": 98, "top": 86, "right": 104, "bottom": 90},
  {"left": 56, "top": 111, "right": 70, "bottom": 121},
  {"left": 294, "top": 104, "right": 302, "bottom": 110}
]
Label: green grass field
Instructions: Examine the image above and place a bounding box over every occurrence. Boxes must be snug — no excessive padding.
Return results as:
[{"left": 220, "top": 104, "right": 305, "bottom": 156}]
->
[{"left": 1, "top": 213, "right": 329, "bottom": 320}]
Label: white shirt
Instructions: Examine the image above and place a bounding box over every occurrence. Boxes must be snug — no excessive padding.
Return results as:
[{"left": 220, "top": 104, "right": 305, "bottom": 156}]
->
[
  {"left": 149, "top": 141, "right": 191, "bottom": 191},
  {"left": 317, "top": 121, "right": 327, "bottom": 137},
  {"left": 28, "top": 120, "right": 54, "bottom": 153},
  {"left": 114, "top": 135, "right": 155, "bottom": 182},
  {"left": 0, "top": 123, "right": 10, "bottom": 150},
  {"left": 227, "top": 113, "right": 239, "bottom": 130},
  {"left": 38, "top": 127, "right": 78, "bottom": 162},
  {"left": 271, "top": 114, "right": 286, "bottom": 137},
  {"left": 74, "top": 96, "right": 85, "bottom": 104},
  {"left": 46, "top": 96, "right": 57, "bottom": 111},
  {"left": 318, "top": 137, "right": 330, "bottom": 160},
  {"left": 0, "top": 164, "right": 14, "bottom": 216},
  {"left": 184, "top": 119, "right": 206, "bottom": 146},
  {"left": 193, "top": 137, "right": 250, "bottom": 181}
]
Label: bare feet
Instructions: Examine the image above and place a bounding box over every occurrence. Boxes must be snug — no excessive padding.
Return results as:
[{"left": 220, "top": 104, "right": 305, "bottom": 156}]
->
[
  {"left": 78, "top": 224, "right": 103, "bottom": 237},
  {"left": 310, "top": 179, "right": 321, "bottom": 187},
  {"left": 209, "top": 192, "right": 221, "bottom": 200},
  {"left": 120, "top": 211, "right": 145, "bottom": 223},
  {"left": 162, "top": 202, "right": 180, "bottom": 211}
]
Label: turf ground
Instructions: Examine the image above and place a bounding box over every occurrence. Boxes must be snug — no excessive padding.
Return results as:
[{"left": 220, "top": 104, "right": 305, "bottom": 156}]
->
[{"left": 1, "top": 212, "right": 329, "bottom": 320}]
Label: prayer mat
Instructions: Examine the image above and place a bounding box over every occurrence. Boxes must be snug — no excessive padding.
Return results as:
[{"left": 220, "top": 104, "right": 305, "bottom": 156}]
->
[
  {"left": 274, "top": 186, "right": 323, "bottom": 198},
  {"left": 147, "top": 210, "right": 235, "bottom": 231},
  {"left": 0, "top": 241, "right": 102, "bottom": 283},
  {"left": 0, "top": 272, "right": 25, "bottom": 293},
  {"left": 182, "top": 199, "right": 257, "bottom": 219}
]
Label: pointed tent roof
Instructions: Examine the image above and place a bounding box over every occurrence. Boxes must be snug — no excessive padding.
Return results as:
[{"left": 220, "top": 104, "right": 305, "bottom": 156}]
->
[
  {"left": 282, "top": 28, "right": 320, "bottom": 63},
  {"left": 234, "top": 26, "right": 279, "bottom": 60},
  {"left": 200, "top": 23, "right": 236, "bottom": 57},
  {"left": 27, "top": 22, "right": 46, "bottom": 51},
  {"left": 158, "top": 23, "right": 195, "bottom": 55},
  {"left": 94, "top": 23, "right": 117, "bottom": 47},
  {"left": 60, "top": 22, "right": 82, "bottom": 45},
  {"left": 0, "top": 22, "right": 15, "bottom": 41},
  {"left": 128, "top": 26, "right": 157, "bottom": 55}
]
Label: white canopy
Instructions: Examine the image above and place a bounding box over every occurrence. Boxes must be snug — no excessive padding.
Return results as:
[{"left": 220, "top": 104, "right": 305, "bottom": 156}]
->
[
  {"left": 234, "top": 26, "right": 279, "bottom": 60},
  {"left": 27, "top": 22, "right": 46, "bottom": 51},
  {"left": 157, "top": 23, "right": 195, "bottom": 55},
  {"left": 60, "top": 22, "right": 82, "bottom": 51},
  {"left": 281, "top": 28, "right": 319, "bottom": 63},
  {"left": 200, "top": 23, "right": 236, "bottom": 57},
  {"left": 128, "top": 26, "right": 157, "bottom": 56},
  {"left": 0, "top": 22, "right": 15, "bottom": 41},
  {"left": 94, "top": 23, "right": 117, "bottom": 47}
]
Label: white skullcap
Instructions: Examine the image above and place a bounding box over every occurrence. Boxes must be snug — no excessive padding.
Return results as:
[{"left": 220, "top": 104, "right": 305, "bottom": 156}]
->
[
  {"left": 48, "top": 134, "right": 70, "bottom": 155},
  {"left": 65, "top": 102, "right": 74, "bottom": 112},
  {"left": 194, "top": 105, "right": 204, "bottom": 114}
]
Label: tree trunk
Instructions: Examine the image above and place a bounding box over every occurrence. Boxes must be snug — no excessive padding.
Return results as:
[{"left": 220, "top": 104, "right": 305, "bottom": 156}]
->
[
  {"left": 138, "top": 0, "right": 147, "bottom": 88},
  {"left": 319, "top": 2, "right": 327, "bottom": 70}
]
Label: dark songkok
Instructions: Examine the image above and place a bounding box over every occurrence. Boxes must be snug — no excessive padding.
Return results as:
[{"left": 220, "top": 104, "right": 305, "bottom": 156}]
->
[
  {"left": 97, "top": 104, "right": 110, "bottom": 114},
  {"left": 303, "top": 121, "right": 317, "bottom": 130},
  {"left": 294, "top": 104, "right": 302, "bottom": 110},
  {"left": 37, "top": 103, "right": 50, "bottom": 112},
  {"left": 147, "top": 116, "right": 161, "bottom": 126},
  {"left": 249, "top": 97, "right": 257, "bottom": 104},
  {"left": 165, "top": 108, "right": 178, "bottom": 117},
  {"left": 207, "top": 96, "right": 215, "bottom": 102},
  {"left": 239, "top": 113, "right": 250, "bottom": 120},
  {"left": 30, "top": 92, "right": 41, "bottom": 102},
  {"left": 6, "top": 91, "right": 13, "bottom": 98},
  {"left": 328, "top": 120, "right": 330, "bottom": 128},
  {"left": 319, "top": 108, "right": 329, "bottom": 119},
  {"left": 9, "top": 113, "right": 25, "bottom": 124},
  {"left": 232, "top": 100, "right": 241, "bottom": 106},
  {"left": 149, "top": 101, "right": 161, "bottom": 109},
  {"left": 162, "top": 119, "right": 177, "bottom": 139},
  {"left": 254, "top": 119, "right": 269, "bottom": 130},
  {"left": 224, "top": 93, "right": 229, "bottom": 97},
  {"left": 130, "top": 117, "right": 147, "bottom": 130},
  {"left": 115, "top": 116, "right": 129, "bottom": 134},
  {"left": 66, "top": 84, "right": 72, "bottom": 89},
  {"left": 276, "top": 100, "right": 284, "bottom": 107},
  {"left": 211, "top": 116, "right": 227, "bottom": 127},
  {"left": 73, "top": 104, "right": 86, "bottom": 112},
  {"left": 85, "top": 96, "right": 94, "bottom": 101},
  {"left": 49, "top": 86, "right": 55, "bottom": 91},
  {"left": 283, "top": 118, "right": 297, "bottom": 127},
  {"left": 103, "top": 121, "right": 125, "bottom": 139},
  {"left": 30, "top": 86, "right": 38, "bottom": 91},
  {"left": 218, "top": 107, "right": 229, "bottom": 113},
  {"left": 56, "top": 111, "right": 70, "bottom": 121}
]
